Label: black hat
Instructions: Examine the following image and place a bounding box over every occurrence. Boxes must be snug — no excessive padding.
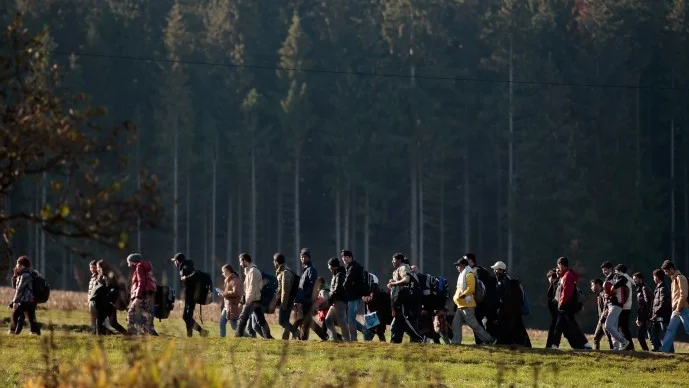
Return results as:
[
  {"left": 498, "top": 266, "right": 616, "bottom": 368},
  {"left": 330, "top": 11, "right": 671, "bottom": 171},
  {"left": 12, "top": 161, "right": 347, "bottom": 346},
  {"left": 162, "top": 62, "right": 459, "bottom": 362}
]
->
[
  {"left": 171, "top": 252, "right": 185, "bottom": 262},
  {"left": 300, "top": 248, "right": 311, "bottom": 257},
  {"left": 454, "top": 258, "right": 469, "bottom": 266}
]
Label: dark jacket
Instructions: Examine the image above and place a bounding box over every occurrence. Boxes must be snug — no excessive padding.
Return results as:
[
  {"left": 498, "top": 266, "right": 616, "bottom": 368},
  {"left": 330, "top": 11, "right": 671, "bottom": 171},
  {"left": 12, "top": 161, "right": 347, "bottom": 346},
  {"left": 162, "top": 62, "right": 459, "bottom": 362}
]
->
[
  {"left": 651, "top": 281, "right": 672, "bottom": 322},
  {"left": 343, "top": 260, "right": 365, "bottom": 301},
  {"left": 365, "top": 288, "right": 393, "bottom": 326},
  {"left": 635, "top": 283, "right": 653, "bottom": 322},
  {"left": 474, "top": 265, "right": 497, "bottom": 306},
  {"left": 176, "top": 259, "right": 198, "bottom": 301},
  {"left": 296, "top": 262, "right": 317, "bottom": 305},
  {"left": 547, "top": 279, "right": 558, "bottom": 315},
  {"left": 329, "top": 267, "right": 346, "bottom": 304}
]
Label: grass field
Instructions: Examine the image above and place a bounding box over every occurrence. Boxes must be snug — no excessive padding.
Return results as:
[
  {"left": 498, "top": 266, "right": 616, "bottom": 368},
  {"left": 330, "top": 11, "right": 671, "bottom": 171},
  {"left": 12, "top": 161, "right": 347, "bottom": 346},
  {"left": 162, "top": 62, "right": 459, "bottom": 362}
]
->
[{"left": 2, "top": 288, "right": 689, "bottom": 387}]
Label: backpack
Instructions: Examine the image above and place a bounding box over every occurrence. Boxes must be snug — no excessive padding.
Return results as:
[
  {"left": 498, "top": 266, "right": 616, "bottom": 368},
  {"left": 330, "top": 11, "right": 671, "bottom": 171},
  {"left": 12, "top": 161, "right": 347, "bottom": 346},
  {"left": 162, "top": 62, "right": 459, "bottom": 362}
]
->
[
  {"left": 415, "top": 273, "right": 432, "bottom": 296},
  {"left": 154, "top": 285, "right": 176, "bottom": 320},
  {"left": 31, "top": 271, "right": 50, "bottom": 303},
  {"left": 286, "top": 268, "right": 300, "bottom": 303},
  {"left": 260, "top": 271, "right": 278, "bottom": 307},
  {"left": 428, "top": 275, "right": 449, "bottom": 310},
  {"left": 574, "top": 283, "right": 584, "bottom": 313},
  {"left": 361, "top": 270, "right": 378, "bottom": 297},
  {"left": 474, "top": 277, "right": 486, "bottom": 304},
  {"left": 194, "top": 271, "right": 213, "bottom": 305}
]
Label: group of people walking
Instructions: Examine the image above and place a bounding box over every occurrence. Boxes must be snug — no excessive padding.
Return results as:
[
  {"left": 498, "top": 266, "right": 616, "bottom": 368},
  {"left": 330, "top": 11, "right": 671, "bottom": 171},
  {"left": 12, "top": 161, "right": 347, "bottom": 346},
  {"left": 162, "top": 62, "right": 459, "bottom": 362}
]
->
[{"left": 6, "top": 247, "right": 689, "bottom": 354}]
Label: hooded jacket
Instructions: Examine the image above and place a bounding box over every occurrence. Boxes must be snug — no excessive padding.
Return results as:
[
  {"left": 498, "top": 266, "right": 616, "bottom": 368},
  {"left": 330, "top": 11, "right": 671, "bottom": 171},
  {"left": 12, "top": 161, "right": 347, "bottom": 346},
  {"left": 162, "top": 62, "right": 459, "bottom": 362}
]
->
[
  {"left": 130, "top": 261, "right": 156, "bottom": 299},
  {"left": 12, "top": 269, "right": 34, "bottom": 304},
  {"left": 651, "top": 281, "right": 671, "bottom": 322}
]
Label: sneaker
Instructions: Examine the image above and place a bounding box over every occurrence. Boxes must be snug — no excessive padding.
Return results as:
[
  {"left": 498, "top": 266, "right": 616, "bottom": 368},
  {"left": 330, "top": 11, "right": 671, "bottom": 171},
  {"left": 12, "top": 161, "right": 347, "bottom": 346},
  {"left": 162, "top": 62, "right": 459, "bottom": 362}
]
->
[
  {"left": 583, "top": 343, "right": 592, "bottom": 350},
  {"left": 488, "top": 338, "right": 498, "bottom": 345},
  {"left": 550, "top": 344, "right": 559, "bottom": 349}
]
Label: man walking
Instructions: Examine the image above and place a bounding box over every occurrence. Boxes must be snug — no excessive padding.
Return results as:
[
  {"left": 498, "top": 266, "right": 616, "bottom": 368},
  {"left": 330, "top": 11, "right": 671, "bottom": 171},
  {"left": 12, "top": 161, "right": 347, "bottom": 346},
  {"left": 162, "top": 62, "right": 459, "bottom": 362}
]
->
[
  {"left": 659, "top": 260, "right": 689, "bottom": 353},
  {"left": 650, "top": 268, "right": 671, "bottom": 351},
  {"left": 632, "top": 272, "right": 653, "bottom": 351},
  {"left": 273, "top": 253, "right": 299, "bottom": 340},
  {"left": 294, "top": 248, "right": 318, "bottom": 340},
  {"left": 235, "top": 253, "right": 273, "bottom": 339},
  {"left": 171, "top": 253, "right": 208, "bottom": 337},
  {"left": 341, "top": 250, "right": 366, "bottom": 341},
  {"left": 602, "top": 261, "right": 630, "bottom": 350},
  {"left": 551, "top": 257, "right": 591, "bottom": 350},
  {"left": 387, "top": 253, "right": 424, "bottom": 343},
  {"left": 466, "top": 253, "right": 498, "bottom": 342},
  {"left": 451, "top": 258, "right": 495, "bottom": 345},
  {"left": 615, "top": 264, "right": 635, "bottom": 350}
]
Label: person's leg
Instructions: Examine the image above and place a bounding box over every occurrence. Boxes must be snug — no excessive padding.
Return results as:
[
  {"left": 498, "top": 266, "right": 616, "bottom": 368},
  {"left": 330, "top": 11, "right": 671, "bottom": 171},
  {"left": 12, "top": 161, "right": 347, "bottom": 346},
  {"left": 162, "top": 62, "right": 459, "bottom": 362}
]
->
[
  {"left": 546, "top": 309, "right": 559, "bottom": 348},
  {"left": 325, "top": 306, "right": 340, "bottom": 341},
  {"left": 109, "top": 311, "right": 128, "bottom": 334},
  {"left": 183, "top": 299, "right": 201, "bottom": 337},
  {"left": 464, "top": 307, "right": 493, "bottom": 344},
  {"left": 473, "top": 305, "right": 486, "bottom": 345},
  {"left": 89, "top": 300, "right": 98, "bottom": 334},
  {"left": 335, "top": 301, "right": 350, "bottom": 341},
  {"left": 346, "top": 299, "right": 361, "bottom": 341},
  {"left": 234, "top": 303, "right": 253, "bottom": 337},
  {"left": 220, "top": 308, "right": 228, "bottom": 338},
  {"left": 141, "top": 294, "right": 156, "bottom": 335},
  {"left": 278, "top": 308, "right": 293, "bottom": 340},
  {"left": 450, "top": 310, "right": 464, "bottom": 345},
  {"left": 649, "top": 320, "right": 661, "bottom": 350},
  {"left": 564, "top": 312, "right": 589, "bottom": 349},
  {"left": 593, "top": 321, "right": 605, "bottom": 350},
  {"left": 26, "top": 303, "right": 39, "bottom": 334},
  {"left": 126, "top": 298, "right": 142, "bottom": 335},
  {"left": 637, "top": 320, "right": 649, "bottom": 351},
  {"left": 298, "top": 303, "right": 314, "bottom": 340},
  {"left": 605, "top": 306, "right": 626, "bottom": 349},
  {"left": 618, "top": 310, "right": 635, "bottom": 350},
  {"left": 400, "top": 304, "right": 424, "bottom": 343},
  {"left": 253, "top": 303, "right": 273, "bottom": 339},
  {"left": 660, "top": 313, "right": 682, "bottom": 353}
]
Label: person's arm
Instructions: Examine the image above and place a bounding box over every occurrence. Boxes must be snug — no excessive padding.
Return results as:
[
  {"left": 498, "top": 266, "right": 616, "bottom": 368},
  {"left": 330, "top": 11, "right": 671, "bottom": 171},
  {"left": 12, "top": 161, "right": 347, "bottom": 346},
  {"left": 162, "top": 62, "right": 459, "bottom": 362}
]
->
[
  {"left": 678, "top": 275, "right": 689, "bottom": 312},
  {"left": 460, "top": 272, "right": 476, "bottom": 299},
  {"left": 389, "top": 266, "right": 410, "bottom": 287},
  {"left": 559, "top": 274, "right": 573, "bottom": 308}
]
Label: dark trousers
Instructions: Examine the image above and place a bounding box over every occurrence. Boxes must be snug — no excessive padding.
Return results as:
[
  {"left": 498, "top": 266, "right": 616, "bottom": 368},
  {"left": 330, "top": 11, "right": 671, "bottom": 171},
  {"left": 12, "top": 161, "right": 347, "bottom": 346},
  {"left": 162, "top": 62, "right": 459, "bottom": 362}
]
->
[
  {"left": 390, "top": 304, "right": 423, "bottom": 343},
  {"left": 649, "top": 320, "right": 667, "bottom": 351},
  {"left": 474, "top": 303, "right": 497, "bottom": 344},
  {"left": 11, "top": 302, "right": 39, "bottom": 335},
  {"left": 236, "top": 301, "right": 271, "bottom": 338},
  {"left": 637, "top": 319, "right": 649, "bottom": 351},
  {"left": 552, "top": 310, "right": 588, "bottom": 349},
  {"left": 593, "top": 320, "right": 613, "bottom": 350},
  {"left": 619, "top": 309, "right": 635, "bottom": 350},
  {"left": 546, "top": 307, "right": 559, "bottom": 348},
  {"left": 183, "top": 299, "right": 202, "bottom": 337},
  {"left": 298, "top": 303, "right": 314, "bottom": 340}
]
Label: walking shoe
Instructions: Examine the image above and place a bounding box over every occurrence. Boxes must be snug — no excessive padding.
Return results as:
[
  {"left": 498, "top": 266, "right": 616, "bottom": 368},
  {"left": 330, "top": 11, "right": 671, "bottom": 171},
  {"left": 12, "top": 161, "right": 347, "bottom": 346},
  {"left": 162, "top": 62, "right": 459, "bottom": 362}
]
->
[
  {"left": 487, "top": 338, "right": 498, "bottom": 345},
  {"left": 549, "top": 344, "right": 559, "bottom": 349}
]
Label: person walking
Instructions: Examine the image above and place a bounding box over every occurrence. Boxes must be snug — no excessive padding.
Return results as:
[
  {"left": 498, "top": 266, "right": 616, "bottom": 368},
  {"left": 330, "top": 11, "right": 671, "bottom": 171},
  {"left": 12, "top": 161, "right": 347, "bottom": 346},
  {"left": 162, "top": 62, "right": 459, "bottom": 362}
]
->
[
  {"left": 235, "top": 253, "right": 272, "bottom": 339},
  {"left": 218, "top": 264, "right": 243, "bottom": 337},
  {"left": 273, "top": 253, "right": 299, "bottom": 340},
  {"left": 171, "top": 253, "right": 209, "bottom": 337},
  {"left": 9, "top": 256, "right": 40, "bottom": 335},
  {"left": 451, "top": 258, "right": 495, "bottom": 345},
  {"left": 632, "top": 272, "right": 653, "bottom": 351},
  {"left": 659, "top": 260, "right": 689, "bottom": 353},
  {"left": 551, "top": 257, "right": 591, "bottom": 350},
  {"left": 294, "top": 248, "right": 318, "bottom": 340},
  {"left": 126, "top": 253, "right": 157, "bottom": 336},
  {"left": 387, "top": 253, "right": 424, "bottom": 343},
  {"left": 649, "top": 268, "right": 671, "bottom": 351}
]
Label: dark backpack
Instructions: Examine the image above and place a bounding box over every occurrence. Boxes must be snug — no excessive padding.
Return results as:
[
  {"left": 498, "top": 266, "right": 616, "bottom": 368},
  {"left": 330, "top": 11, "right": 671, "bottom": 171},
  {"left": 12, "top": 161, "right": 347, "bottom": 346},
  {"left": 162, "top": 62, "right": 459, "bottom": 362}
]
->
[
  {"left": 361, "top": 270, "right": 378, "bottom": 297},
  {"left": 416, "top": 273, "right": 432, "bottom": 296},
  {"left": 474, "top": 277, "right": 487, "bottom": 304},
  {"left": 31, "top": 271, "right": 50, "bottom": 303},
  {"left": 286, "top": 269, "right": 300, "bottom": 302},
  {"left": 193, "top": 271, "right": 213, "bottom": 305},
  {"left": 154, "top": 285, "right": 176, "bottom": 320},
  {"left": 260, "top": 271, "right": 278, "bottom": 307}
]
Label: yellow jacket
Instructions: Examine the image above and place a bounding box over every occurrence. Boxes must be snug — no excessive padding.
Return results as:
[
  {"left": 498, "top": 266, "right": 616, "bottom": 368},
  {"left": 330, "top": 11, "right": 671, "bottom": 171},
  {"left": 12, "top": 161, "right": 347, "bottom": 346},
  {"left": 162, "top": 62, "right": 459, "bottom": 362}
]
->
[
  {"left": 453, "top": 270, "right": 477, "bottom": 309},
  {"left": 670, "top": 271, "right": 689, "bottom": 313}
]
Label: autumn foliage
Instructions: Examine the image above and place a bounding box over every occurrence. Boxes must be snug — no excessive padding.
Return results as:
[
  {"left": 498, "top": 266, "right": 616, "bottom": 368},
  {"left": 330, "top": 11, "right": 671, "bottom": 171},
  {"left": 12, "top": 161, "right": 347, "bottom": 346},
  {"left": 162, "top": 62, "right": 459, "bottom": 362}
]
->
[{"left": 0, "top": 14, "right": 163, "bottom": 254}]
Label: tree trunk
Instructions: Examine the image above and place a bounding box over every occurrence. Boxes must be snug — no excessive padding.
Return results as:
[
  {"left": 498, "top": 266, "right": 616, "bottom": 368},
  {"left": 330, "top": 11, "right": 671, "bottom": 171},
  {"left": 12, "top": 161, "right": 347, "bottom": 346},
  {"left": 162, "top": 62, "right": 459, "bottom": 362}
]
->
[
  {"left": 496, "top": 147, "right": 502, "bottom": 260},
  {"left": 212, "top": 145, "right": 218, "bottom": 273},
  {"left": 464, "top": 148, "right": 470, "bottom": 251},
  {"left": 335, "top": 182, "right": 341, "bottom": 255},
  {"left": 410, "top": 162, "right": 418, "bottom": 265},
  {"left": 636, "top": 83, "right": 641, "bottom": 188},
  {"left": 419, "top": 163, "right": 424, "bottom": 273},
  {"left": 294, "top": 155, "right": 301, "bottom": 269},
  {"left": 684, "top": 163, "right": 688, "bottom": 273},
  {"left": 40, "top": 171, "right": 46, "bottom": 273},
  {"left": 203, "top": 206, "right": 209, "bottom": 271},
  {"left": 277, "top": 174, "right": 283, "bottom": 252},
  {"left": 61, "top": 238, "right": 67, "bottom": 290},
  {"left": 251, "top": 138, "right": 257, "bottom": 260},
  {"left": 671, "top": 117, "right": 676, "bottom": 261},
  {"left": 507, "top": 35, "right": 514, "bottom": 270},
  {"left": 439, "top": 178, "right": 445, "bottom": 278},
  {"left": 351, "top": 188, "right": 357, "bottom": 255},
  {"left": 237, "top": 192, "right": 242, "bottom": 253},
  {"left": 173, "top": 122, "right": 179, "bottom": 255},
  {"left": 344, "top": 181, "right": 351, "bottom": 249},
  {"left": 226, "top": 192, "right": 233, "bottom": 263},
  {"left": 364, "top": 191, "right": 370, "bottom": 271},
  {"left": 186, "top": 171, "right": 191, "bottom": 253},
  {"left": 136, "top": 133, "right": 142, "bottom": 252}
]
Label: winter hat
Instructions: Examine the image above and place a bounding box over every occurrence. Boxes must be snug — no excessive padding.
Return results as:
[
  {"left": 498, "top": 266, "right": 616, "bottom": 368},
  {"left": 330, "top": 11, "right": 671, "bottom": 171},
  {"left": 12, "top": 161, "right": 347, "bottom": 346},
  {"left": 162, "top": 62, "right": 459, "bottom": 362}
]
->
[
  {"left": 126, "top": 253, "right": 142, "bottom": 265},
  {"left": 300, "top": 248, "right": 311, "bottom": 257}
]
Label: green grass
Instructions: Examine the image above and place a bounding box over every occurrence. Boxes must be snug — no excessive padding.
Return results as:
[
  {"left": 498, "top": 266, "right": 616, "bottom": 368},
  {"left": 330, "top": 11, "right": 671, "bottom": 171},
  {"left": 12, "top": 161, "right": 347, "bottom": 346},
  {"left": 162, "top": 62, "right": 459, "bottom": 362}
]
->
[{"left": 2, "top": 308, "right": 689, "bottom": 387}]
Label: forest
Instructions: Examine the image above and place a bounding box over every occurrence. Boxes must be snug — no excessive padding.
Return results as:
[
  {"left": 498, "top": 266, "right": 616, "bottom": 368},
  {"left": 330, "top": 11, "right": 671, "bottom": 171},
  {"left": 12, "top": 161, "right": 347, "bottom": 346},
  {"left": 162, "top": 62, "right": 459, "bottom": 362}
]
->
[{"left": 2, "top": 1, "right": 689, "bottom": 323}]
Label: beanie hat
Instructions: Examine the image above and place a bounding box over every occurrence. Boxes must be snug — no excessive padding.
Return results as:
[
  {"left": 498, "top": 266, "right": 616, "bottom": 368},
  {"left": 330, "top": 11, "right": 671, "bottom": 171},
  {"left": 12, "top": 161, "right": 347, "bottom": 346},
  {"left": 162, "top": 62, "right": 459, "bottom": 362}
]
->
[{"left": 126, "top": 253, "right": 142, "bottom": 264}]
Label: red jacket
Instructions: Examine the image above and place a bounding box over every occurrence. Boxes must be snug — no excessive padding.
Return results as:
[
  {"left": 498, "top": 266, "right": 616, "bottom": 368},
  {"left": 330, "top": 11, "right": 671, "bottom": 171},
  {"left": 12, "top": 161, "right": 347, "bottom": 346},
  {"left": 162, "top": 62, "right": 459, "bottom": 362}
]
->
[
  {"left": 558, "top": 268, "right": 579, "bottom": 309},
  {"left": 130, "top": 261, "right": 156, "bottom": 299}
]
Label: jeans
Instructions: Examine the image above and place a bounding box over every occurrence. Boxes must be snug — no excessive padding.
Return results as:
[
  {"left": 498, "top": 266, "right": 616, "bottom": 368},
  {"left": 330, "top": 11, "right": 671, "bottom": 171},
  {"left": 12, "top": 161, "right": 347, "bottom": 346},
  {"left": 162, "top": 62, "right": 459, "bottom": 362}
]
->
[
  {"left": 605, "top": 305, "right": 627, "bottom": 349},
  {"left": 593, "top": 319, "right": 613, "bottom": 350},
  {"left": 11, "top": 302, "right": 39, "bottom": 335},
  {"left": 219, "top": 308, "right": 238, "bottom": 338},
  {"left": 325, "top": 301, "right": 350, "bottom": 341},
  {"left": 236, "top": 301, "right": 272, "bottom": 338},
  {"left": 650, "top": 319, "right": 668, "bottom": 351},
  {"left": 660, "top": 308, "right": 689, "bottom": 353},
  {"left": 346, "top": 299, "right": 364, "bottom": 341}
]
